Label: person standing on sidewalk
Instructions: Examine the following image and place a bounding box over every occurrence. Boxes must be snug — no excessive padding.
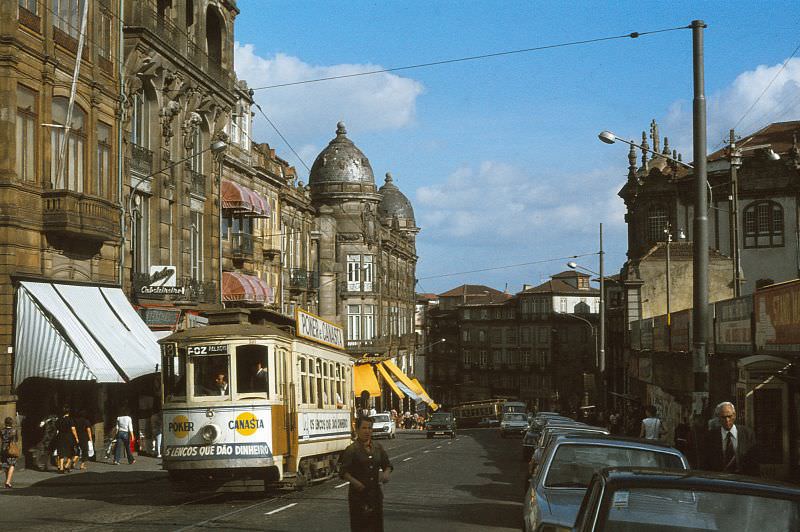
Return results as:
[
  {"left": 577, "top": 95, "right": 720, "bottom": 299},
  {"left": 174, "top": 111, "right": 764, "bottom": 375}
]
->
[
  {"left": 74, "top": 410, "right": 93, "bottom": 470},
  {"left": 55, "top": 405, "right": 79, "bottom": 473},
  {"left": 340, "top": 416, "right": 393, "bottom": 532},
  {"left": 113, "top": 409, "right": 136, "bottom": 465},
  {"left": 1, "top": 417, "right": 18, "bottom": 488},
  {"left": 639, "top": 406, "right": 667, "bottom": 441}
]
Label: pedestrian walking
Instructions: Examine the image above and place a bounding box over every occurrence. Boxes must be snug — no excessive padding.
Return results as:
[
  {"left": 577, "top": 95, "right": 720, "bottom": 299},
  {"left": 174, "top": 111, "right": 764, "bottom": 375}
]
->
[
  {"left": 639, "top": 406, "right": 666, "bottom": 441},
  {"left": 113, "top": 409, "right": 136, "bottom": 465},
  {"left": 55, "top": 405, "right": 79, "bottom": 473},
  {"left": 74, "top": 410, "right": 93, "bottom": 470},
  {"left": 340, "top": 416, "right": 393, "bottom": 532},
  {"left": 150, "top": 411, "right": 162, "bottom": 458},
  {"left": 1, "top": 417, "right": 19, "bottom": 488}
]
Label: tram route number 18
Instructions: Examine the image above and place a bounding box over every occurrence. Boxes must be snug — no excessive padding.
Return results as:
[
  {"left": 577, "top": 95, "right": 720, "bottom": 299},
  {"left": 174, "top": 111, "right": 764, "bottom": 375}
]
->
[{"left": 187, "top": 344, "right": 228, "bottom": 356}]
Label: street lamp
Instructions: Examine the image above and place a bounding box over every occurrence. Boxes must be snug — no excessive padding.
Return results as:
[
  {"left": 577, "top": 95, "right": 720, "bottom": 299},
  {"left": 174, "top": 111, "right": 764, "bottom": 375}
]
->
[
  {"left": 596, "top": 17, "right": 708, "bottom": 417},
  {"left": 121, "top": 139, "right": 228, "bottom": 286}
]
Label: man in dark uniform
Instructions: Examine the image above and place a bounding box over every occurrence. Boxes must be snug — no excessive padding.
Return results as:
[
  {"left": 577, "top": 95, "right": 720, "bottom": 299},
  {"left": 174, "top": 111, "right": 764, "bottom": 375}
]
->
[
  {"left": 700, "top": 401, "right": 759, "bottom": 475},
  {"left": 340, "top": 416, "right": 393, "bottom": 532}
]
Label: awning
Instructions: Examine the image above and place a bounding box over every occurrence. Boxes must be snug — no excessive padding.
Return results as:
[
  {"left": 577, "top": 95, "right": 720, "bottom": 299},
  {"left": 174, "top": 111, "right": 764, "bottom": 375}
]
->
[
  {"left": 353, "top": 364, "right": 381, "bottom": 397},
  {"left": 222, "top": 272, "right": 274, "bottom": 304},
  {"left": 376, "top": 363, "right": 405, "bottom": 399},
  {"left": 382, "top": 360, "right": 439, "bottom": 410},
  {"left": 395, "top": 381, "right": 421, "bottom": 401},
  {"left": 13, "top": 282, "right": 161, "bottom": 387},
  {"left": 221, "top": 179, "right": 269, "bottom": 217},
  {"left": 411, "top": 378, "right": 439, "bottom": 411}
]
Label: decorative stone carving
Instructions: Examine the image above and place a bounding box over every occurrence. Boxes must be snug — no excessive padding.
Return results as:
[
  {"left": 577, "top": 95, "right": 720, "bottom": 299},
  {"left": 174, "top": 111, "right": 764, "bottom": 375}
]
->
[
  {"left": 361, "top": 203, "right": 376, "bottom": 245},
  {"left": 182, "top": 112, "right": 202, "bottom": 151},
  {"left": 160, "top": 100, "right": 181, "bottom": 141},
  {"left": 336, "top": 233, "right": 363, "bottom": 242}
]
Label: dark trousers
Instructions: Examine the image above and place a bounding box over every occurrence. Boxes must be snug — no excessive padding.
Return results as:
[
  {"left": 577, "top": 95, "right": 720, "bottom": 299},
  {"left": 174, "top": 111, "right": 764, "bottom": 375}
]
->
[
  {"left": 348, "top": 491, "right": 383, "bottom": 532},
  {"left": 114, "top": 431, "right": 134, "bottom": 464}
]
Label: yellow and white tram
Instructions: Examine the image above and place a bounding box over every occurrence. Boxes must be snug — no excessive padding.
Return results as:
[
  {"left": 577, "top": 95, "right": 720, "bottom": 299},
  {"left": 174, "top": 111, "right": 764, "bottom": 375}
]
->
[{"left": 158, "top": 308, "right": 353, "bottom": 490}]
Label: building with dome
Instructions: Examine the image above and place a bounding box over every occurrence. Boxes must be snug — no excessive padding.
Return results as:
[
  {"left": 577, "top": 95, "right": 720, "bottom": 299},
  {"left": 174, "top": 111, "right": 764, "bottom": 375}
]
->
[{"left": 309, "top": 123, "right": 420, "bottom": 397}]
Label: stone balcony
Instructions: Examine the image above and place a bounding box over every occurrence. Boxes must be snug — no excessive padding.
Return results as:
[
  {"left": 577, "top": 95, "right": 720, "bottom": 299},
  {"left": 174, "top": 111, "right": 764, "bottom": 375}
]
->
[{"left": 42, "top": 190, "right": 121, "bottom": 242}]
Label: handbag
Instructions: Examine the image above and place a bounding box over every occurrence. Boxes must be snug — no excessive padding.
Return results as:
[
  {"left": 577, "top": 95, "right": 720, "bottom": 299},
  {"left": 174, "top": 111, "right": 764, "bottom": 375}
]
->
[{"left": 6, "top": 440, "right": 19, "bottom": 458}]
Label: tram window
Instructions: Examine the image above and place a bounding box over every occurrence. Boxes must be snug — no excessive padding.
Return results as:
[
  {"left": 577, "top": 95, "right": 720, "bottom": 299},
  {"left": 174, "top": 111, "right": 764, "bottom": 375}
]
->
[
  {"left": 299, "top": 357, "right": 308, "bottom": 403},
  {"left": 236, "top": 345, "right": 269, "bottom": 395},
  {"left": 163, "top": 346, "right": 187, "bottom": 400},
  {"left": 193, "top": 355, "right": 230, "bottom": 397}
]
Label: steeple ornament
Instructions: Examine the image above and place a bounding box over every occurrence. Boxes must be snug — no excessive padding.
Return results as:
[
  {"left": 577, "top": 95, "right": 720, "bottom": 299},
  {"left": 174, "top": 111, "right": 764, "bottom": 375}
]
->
[
  {"left": 650, "top": 119, "right": 660, "bottom": 153},
  {"left": 641, "top": 131, "right": 650, "bottom": 169}
]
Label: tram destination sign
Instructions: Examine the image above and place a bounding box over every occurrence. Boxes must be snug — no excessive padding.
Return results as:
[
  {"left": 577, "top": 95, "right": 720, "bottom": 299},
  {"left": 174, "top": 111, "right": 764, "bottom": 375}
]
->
[
  {"left": 295, "top": 308, "right": 345, "bottom": 350},
  {"left": 187, "top": 344, "right": 228, "bottom": 356}
]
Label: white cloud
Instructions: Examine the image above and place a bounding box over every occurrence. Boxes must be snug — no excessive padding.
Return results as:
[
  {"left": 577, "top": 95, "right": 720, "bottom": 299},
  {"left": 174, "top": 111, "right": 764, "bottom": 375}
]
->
[
  {"left": 234, "top": 43, "right": 425, "bottom": 142},
  {"left": 415, "top": 161, "right": 626, "bottom": 248},
  {"left": 664, "top": 57, "right": 800, "bottom": 154}
]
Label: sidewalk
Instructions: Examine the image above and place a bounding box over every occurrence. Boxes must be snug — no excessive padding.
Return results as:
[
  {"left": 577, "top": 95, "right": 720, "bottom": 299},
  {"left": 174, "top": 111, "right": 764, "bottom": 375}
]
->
[{"left": 8, "top": 454, "right": 165, "bottom": 490}]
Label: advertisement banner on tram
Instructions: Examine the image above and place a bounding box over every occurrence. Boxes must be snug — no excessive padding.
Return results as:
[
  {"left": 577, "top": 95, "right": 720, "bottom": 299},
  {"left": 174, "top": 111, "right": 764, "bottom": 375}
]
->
[
  {"left": 298, "top": 410, "right": 351, "bottom": 441},
  {"left": 163, "top": 406, "right": 273, "bottom": 460}
]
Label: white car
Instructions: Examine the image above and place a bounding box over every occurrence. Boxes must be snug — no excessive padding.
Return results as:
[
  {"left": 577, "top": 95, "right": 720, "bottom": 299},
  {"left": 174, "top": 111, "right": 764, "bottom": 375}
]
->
[{"left": 370, "top": 413, "right": 396, "bottom": 439}]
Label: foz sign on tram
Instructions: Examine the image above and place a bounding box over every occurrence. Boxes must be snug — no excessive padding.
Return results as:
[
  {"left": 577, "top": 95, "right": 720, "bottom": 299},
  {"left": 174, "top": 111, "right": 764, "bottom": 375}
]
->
[{"left": 158, "top": 308, "right": 353, "bottom": 490}]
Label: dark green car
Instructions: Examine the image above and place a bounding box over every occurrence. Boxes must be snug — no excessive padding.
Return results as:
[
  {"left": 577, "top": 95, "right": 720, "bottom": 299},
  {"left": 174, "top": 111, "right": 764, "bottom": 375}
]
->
[{"left": 426, "top": 412, "right": 456, "bottom": 439}]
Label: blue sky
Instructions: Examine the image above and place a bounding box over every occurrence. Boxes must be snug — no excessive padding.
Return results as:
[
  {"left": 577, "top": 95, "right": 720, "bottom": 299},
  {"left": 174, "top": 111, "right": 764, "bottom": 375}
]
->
[{"left": 233, "top": 1, "right": 800, "bottom": 295}]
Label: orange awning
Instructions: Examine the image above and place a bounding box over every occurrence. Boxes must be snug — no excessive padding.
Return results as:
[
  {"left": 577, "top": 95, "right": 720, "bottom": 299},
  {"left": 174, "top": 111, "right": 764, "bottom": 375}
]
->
[
  {"left": 376, "top": 362, "right": 405, "bottom": 399},
  {"left": 353, "top": 364, "right": 381, "bottom": 397},
  {"left": 222, "top": 272, "right": 273, "bottom": 303}
]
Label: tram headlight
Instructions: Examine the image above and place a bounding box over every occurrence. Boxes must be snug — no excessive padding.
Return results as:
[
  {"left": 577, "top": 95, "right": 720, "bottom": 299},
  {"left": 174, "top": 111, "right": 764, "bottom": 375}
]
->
[{"left": 200, "top": 423, "right": 220, "bottom": 443}]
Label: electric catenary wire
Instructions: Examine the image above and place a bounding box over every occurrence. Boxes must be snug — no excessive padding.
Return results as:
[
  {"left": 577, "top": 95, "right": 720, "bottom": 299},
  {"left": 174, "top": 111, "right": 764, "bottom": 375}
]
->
[
  {"left": 254, "top": 103, "right": 311, "bottom": 173},
  {"left": 417, "top": 253, "right": 598, "bottom": 280},
  {"left": 250, "top": 25, "right": 690, "bottom": 91}
]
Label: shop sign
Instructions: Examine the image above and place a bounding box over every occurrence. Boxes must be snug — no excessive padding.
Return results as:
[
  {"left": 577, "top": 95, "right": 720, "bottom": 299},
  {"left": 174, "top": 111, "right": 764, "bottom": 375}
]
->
[
  {"left": 141, "top": 307, "right": 181, "bottom": 328},
  {"left": 755, "top": 281, "right": 800, "bottom": 353},
  {"left": 715, "top": 296, "right": 753, "bottom": 354},
  {"left": 295, "top": 308, "right": 345, "bottom": 349},
  {"left": 139, "top": 265, "right": 185, "bottom": 296},
  {"left": 671, "top": 310, "right": 691, "bottom": 352}
]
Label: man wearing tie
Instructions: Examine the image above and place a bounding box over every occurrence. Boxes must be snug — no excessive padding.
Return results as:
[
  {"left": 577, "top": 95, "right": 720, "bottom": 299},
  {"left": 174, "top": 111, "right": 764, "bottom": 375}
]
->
[
  {"left": 213, "top": 372, "right": 229, "bottom": 396},
  {"left": 701, "top": 401, "right": 758, "bottom": 476}
]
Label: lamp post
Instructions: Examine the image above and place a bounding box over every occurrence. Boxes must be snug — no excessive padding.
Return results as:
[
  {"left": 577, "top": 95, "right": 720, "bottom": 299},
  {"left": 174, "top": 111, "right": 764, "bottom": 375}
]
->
[
  {"left": 121, "top": 140, "right": 227, "bottom": 290},
  {"left": 596, "top": 18, "right": 709, "bottom": 416}
]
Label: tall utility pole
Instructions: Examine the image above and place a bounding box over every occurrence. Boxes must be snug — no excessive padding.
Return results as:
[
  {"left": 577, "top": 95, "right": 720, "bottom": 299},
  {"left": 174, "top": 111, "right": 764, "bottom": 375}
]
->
[
  {"left": 691, "top": 20, "right": 709, "bottom": 415},
  {"left": 729, "top": 128, "right": 742, "bottom": 298},
  {"left": 665, "top": 222, "right": 672, "bottom": 351},
  {"left": 598, "top": 223, "right": 605, "bottom": 370}
]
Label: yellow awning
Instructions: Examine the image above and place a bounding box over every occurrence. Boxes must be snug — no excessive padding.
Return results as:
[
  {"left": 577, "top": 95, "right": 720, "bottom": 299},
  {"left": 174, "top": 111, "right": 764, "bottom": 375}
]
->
[
  {"left": 382, "top": 360, "right": 439, "bottom": 410},
  {"left": 411, "top": 378, "right": 439, "bottom": 410},
  {"left": 353, "top": 364, "right": 381, "bottom": 397},
  {"left": 376, "top": 363, "right": 405, "bottom": 399}
]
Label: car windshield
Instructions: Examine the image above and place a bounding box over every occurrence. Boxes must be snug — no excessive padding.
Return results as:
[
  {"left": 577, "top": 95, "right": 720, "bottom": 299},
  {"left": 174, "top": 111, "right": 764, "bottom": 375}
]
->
[
  {"left": 602, "top": 487, "right": 800, "bottom": 531},
  {"left": 372, "top": 414, "right": 390, "bottom": 423},
  {"left": 430, "top": 414, "right": 451, "bottom": 421},
  {"left": 504, "top": 413, "right": 527, "bottom": 422},
  {"left": 545, "top": 445, "right": 684, "bottom": 488}
]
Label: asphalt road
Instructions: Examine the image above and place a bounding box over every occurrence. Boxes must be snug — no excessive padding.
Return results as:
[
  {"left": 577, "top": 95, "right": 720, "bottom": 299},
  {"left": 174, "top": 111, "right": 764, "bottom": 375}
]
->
[{"left": 1, "top": 428, "right": 527, "bottom": 531}]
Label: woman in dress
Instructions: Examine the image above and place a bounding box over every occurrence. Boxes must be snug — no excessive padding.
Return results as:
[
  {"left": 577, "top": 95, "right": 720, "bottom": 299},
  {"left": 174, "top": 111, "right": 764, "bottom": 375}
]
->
[
  {"left": 1, "top": 417, "right": 18, "bottom": 488},
  {"left": 55, "top": 405, "right": 79, "bottom": 473}
]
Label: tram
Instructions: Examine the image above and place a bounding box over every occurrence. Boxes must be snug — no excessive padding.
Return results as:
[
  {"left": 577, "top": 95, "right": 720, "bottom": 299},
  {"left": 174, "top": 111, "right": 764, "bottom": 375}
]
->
[
  {"left": 451, "top": 399, "right": 506, "bottom": 427},
  {"left": 158, "top": 308, "right": 353, "bottom": 490}
]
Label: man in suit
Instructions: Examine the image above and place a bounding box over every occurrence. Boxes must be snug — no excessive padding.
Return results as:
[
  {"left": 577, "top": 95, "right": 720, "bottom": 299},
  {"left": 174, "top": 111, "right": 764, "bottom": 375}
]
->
[{"left": 701, "top": 401, "right": 759, "bottom": 476}]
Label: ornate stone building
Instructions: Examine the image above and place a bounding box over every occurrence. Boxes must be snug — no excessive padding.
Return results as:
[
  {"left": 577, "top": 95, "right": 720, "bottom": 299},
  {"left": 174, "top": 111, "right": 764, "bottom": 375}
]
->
[
  {"left": 0, "top": 1, "right": 124, "bottom": 419},
  {"left": 310, "top": 123, "right": 418, "bottom": 372}
]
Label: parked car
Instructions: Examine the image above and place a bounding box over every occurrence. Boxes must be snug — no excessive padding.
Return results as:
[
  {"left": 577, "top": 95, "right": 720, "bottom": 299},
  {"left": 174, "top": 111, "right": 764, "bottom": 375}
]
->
[
  {"left": 501, "top": 413, "right": 530, "bottom": 438},
  {"left": 573, "top": 468, "right": 800, "bottom": 531},
  {"left": 522, "top": 435, "right": 688, "bottom": 532},
  {"left": 529, "top": 424, "right": 609, "bottom": 469},
  {"left": 370, "top": 413, "right": 396, "bottom": 439},
  {"left": 426, "top": 412, "right": 456, "bottom": 439},
  {"left": 478, "top": 417, "right": 500, "bottom": 428}
]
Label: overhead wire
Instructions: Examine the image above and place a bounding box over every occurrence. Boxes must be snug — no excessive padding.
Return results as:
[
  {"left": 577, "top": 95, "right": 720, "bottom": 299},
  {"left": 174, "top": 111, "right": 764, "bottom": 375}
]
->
[
  {"left": 417, "top": 253, "right": 598, "bottom": 280},
  {"left": 250, "top": 25, "right": 689, "bottom": 91},
  {"left": 253, "top": 103, "right": 311, "bottom": 172}
]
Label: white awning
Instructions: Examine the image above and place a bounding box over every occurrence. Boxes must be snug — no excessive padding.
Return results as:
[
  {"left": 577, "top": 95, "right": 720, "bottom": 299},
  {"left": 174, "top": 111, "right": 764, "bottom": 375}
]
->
[{"left": 13, "top": 282, "right": 161, "bottom": 387}]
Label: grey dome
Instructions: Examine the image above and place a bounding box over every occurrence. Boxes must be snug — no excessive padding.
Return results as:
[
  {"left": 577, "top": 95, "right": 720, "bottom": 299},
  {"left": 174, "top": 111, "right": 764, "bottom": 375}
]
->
[
  {"left": 378, "top": 172, "right": 415, "bottom": 224},
  {"left": 308, "top": 122, "right": 375, "bottom": 185}
]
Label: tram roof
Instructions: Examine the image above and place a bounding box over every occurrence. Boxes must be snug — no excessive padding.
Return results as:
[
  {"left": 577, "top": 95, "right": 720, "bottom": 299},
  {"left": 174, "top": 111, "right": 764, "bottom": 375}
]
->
[{"left": 159, "top": 322, "right": 294, "bottom": 343}]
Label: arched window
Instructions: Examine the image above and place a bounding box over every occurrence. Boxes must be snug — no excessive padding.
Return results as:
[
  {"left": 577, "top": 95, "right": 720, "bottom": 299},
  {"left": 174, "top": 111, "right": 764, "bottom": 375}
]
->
[
  {"left": 743, "top": 201, "right": 784, "bottom": 248},
  {"left": 206, "top": 6, "right": 223, "bottom": 71},
  {"left": 50, "top": 96, "right": 86, "bottom": 191},
  {"left": 131, "top": 92, "right": 151, "bottom": 149}
]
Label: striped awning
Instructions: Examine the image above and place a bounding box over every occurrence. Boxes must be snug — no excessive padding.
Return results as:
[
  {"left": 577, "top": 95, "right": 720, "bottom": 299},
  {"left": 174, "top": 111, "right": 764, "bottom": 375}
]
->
[
  {"left": 222, "top": 272, "right": 274, "bottom": 304},
  {"left": 13, "top": 282, "right": 161, "bottom": 387},
  {"left": 382, "top": 360, "right": 438, "bottom": 410},
  {"left": 221, "top": 179, "right": 269, "bottom": 217}
]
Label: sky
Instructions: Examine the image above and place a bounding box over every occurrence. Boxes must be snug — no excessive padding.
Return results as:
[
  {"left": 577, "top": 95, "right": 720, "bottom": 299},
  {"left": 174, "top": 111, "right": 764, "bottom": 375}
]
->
[{"left": 232, "top": 1, "right": 800, "bottom": 295}]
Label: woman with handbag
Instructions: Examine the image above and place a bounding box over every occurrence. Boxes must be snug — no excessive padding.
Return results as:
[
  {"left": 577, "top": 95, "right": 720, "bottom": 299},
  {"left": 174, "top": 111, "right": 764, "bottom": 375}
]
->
[{"left": 1, "top": 416, "right": 19, "bottom": 488}]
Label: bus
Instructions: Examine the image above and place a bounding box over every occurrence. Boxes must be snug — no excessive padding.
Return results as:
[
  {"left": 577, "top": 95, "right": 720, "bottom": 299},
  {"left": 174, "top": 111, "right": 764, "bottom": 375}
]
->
[{"left": 159, "top": 308, "right": 353, "bottom": 491}]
